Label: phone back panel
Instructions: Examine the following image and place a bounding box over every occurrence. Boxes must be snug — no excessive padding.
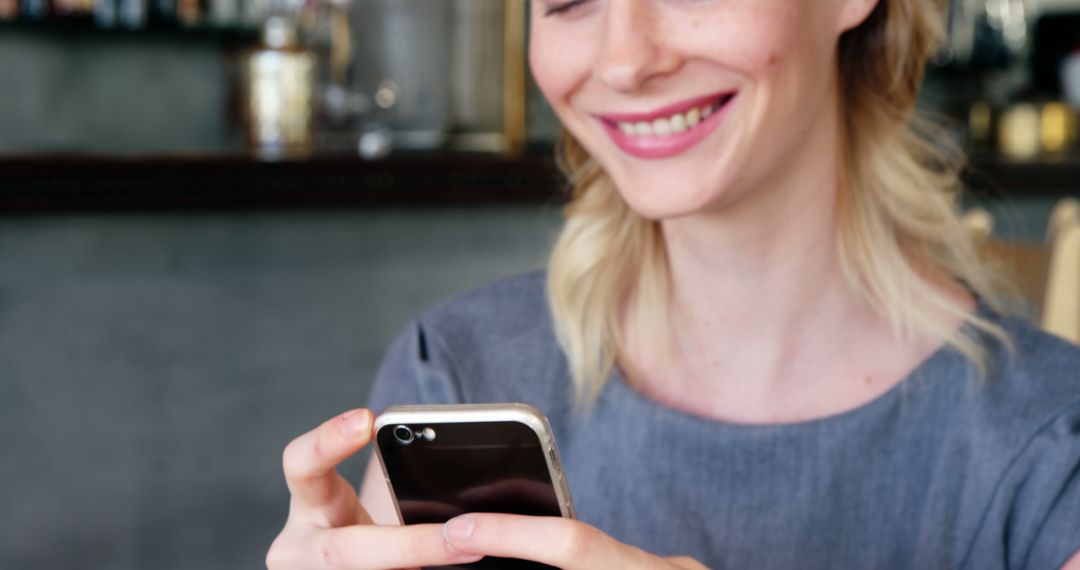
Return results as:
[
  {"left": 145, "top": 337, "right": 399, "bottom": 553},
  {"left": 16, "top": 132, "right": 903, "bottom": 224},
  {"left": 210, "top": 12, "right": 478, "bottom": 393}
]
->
[{"left": 374, "top": 404, "right": 571, "bottom": 570}]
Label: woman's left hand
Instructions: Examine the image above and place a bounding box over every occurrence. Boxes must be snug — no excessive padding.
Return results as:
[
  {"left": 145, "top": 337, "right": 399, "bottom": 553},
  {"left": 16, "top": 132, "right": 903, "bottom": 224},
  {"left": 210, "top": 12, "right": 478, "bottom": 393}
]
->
[{"left": 441, "top": 513, "right": 708, "bottom": 569}]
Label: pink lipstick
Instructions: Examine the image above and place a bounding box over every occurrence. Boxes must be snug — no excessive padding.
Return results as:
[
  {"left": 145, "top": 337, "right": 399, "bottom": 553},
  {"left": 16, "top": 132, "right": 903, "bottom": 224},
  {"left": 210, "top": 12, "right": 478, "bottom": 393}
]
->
[{"left": 595, "top": 91, "right": 737, "bottom": 160}]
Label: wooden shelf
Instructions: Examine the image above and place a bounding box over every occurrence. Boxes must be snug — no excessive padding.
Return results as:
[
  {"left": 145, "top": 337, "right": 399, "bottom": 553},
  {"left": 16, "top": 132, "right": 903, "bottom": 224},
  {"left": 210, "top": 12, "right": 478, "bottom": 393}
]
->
[
  {"left": 0, "top": 151, "right": 1075, "bottom": 213},
  {"left": 964, "top": 152, "right": 1080, "bottom": 198},
  {"left": 0, "top": 154, "right": 568, "bottom": 212}
]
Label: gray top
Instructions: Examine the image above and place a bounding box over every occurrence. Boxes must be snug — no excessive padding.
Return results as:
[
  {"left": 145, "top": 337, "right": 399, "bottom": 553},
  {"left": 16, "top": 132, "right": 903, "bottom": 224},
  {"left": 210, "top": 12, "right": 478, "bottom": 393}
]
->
[{"left": 366, "top": 271, "right": 1080, "bottom": 569}]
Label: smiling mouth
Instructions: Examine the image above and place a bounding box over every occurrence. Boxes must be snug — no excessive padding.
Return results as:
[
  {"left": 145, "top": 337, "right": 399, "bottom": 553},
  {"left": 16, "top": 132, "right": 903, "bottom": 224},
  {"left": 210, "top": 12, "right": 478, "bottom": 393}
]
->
[
  {"left": 597, "top": 92, "right": 737, "bottom": 138},
  {"left": 594, "top": 91, "right": 738, "bottom": 160}
]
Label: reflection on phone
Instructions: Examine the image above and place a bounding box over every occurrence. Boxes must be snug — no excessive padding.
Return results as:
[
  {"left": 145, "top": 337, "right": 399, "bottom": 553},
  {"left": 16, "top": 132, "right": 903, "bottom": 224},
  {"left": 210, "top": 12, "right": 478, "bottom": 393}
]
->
[{"left": 379, "top": 421, "right": 563, "bottom": 570}]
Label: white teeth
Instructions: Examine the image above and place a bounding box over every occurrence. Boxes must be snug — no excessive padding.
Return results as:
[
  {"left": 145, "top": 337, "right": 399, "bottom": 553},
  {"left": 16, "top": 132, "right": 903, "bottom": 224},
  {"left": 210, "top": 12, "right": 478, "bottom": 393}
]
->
[
  {"left": 614, "top": 100, "right": 723, "bottom": 138},
  {"left": 686, "top": 108, "right": 701, "bottom": 127},
  {"left": 670, "top": 113, "right": 687, "bottom": 133},
  {"left": 653, "top": 118, "right": 672, "bottom": 135}
]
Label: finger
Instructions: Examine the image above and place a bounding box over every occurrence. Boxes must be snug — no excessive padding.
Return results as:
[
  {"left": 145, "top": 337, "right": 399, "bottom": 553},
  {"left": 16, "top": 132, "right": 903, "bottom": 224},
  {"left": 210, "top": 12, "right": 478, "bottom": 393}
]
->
[
  {"left": 283, "top": 409, "right": 373, "bottom": 511},
  {"left": 442, "top": 513, "right": 658, "bottom": 570},
  {"left": 307, "top": 524, "right": 483, "bottom": 570},
  {"left": 665, "top": 555, "right": 710, "bottom": 570},
  {"left": 288, "top": 477, "right": 370, "bottom": 529}
]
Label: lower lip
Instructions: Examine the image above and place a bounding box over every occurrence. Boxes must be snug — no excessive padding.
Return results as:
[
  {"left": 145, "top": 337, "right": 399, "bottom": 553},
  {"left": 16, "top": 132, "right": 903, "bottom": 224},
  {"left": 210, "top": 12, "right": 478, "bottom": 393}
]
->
[{"left": 599, "top": 94, "right": 736, "bottom": 160}]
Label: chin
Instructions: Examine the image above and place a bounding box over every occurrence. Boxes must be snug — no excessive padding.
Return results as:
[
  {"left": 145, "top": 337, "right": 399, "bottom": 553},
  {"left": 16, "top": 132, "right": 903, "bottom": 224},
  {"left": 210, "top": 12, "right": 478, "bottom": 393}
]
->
[
  {"left": 610, "top": 177, "right": 723, "bottom": 222},
  {"left": 589, "top": 136, "right": 746, "bottom": 221}
]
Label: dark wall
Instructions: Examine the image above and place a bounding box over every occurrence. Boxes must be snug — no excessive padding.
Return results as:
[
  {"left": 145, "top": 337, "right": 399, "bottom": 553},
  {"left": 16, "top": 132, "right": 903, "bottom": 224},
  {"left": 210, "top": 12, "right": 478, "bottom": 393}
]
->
[
  {"left": 0, "top": 206, "right": 561, "bottom": 569},
  {"left": 0, "top": 31, "right": 240, "bottom": 154}
]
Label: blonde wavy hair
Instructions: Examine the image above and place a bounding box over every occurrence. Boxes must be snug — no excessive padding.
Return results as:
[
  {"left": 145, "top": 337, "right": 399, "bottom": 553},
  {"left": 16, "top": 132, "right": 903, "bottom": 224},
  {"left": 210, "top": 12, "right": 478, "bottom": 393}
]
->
[{"left": 546, "top": 0, "right": 1010, "bottom": 405}]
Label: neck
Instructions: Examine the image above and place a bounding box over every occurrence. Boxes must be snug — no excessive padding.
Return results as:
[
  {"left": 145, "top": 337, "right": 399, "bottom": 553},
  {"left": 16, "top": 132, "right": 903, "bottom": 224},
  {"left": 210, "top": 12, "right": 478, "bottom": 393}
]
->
[
  {"left": 663, "top": 214, "right": 851, "bottom": 356},
  {"left": 660, "top": 92, "right": 852, "bottom": 358},
  {"left": 654, "top": 157, "right": 868, "bottom": 390},
  {"left": 620, "top": 102, "right": 921, "bottom": 422}
]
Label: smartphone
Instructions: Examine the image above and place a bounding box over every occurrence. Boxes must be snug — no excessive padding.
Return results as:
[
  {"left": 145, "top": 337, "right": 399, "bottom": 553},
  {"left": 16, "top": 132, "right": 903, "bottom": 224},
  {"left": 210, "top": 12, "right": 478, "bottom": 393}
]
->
[{"left": 373, "top": 403, "right": 575, "bottom": 570}]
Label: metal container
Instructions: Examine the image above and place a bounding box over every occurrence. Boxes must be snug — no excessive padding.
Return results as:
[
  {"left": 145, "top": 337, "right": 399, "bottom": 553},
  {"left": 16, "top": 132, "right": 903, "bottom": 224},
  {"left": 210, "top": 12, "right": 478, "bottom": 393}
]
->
[
  {"left": 354, "top": 0, "right": 452, "bottom": 149},
  {"left": 242, "top": 16, "right": 317, "bottom": 160}
]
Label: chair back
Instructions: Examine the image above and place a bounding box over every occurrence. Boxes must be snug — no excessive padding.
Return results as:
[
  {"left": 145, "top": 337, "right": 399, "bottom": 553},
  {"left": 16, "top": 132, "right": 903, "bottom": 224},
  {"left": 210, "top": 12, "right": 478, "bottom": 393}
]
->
[{"left": 964, "top": 199, "right": 1080, "bottom": 345}]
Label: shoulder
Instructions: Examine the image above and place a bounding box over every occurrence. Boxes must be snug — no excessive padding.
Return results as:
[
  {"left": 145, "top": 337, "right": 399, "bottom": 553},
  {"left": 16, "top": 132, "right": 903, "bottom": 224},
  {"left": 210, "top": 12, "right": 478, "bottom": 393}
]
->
[
  {"left": 925, "top": 310, "right": 1080, "bottom": 487},
  {"left": 366, "top": 270, "right": 567, "bottom": 410},
  {"left": 409, "top": 270, "right": 570, "bottom": 404},
  {"left": 416, "top": 270, "right": 553, "bottom": 348},
  {"left": 981, "top": 312, "right": 1080, "bottom": 423},
  {"left": 958, "top": 313, "right": 1080, "bottom": 569},
  {"left": 955, "top": 310, "right": 1080, "bottom": 488}
]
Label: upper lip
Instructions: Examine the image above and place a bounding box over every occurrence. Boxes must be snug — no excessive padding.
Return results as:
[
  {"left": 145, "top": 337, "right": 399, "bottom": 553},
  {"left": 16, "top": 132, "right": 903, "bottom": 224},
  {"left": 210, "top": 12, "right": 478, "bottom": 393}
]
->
[{"left": 594, "top": 90, "right": 736, "bottom": 124}]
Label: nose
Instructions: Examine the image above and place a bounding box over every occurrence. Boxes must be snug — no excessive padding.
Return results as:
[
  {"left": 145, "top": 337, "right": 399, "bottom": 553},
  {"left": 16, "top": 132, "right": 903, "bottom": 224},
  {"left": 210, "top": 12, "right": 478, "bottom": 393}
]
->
[{"left": 592, "top": 2, "right": 681, "bottom": 92}]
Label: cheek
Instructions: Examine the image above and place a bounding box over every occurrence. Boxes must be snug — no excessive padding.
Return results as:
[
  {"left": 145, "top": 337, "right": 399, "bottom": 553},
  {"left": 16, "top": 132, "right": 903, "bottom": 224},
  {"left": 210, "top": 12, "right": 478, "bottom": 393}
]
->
[
  {"left": 676, "top": 2, "right": 819, "bottom": 73},
  {"left": 528, "top": 31, "right": 590, "bottom": 114}
]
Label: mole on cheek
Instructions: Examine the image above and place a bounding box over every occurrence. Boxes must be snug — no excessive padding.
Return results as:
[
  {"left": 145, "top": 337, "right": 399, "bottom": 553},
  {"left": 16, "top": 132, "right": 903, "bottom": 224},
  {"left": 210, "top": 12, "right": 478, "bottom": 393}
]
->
[{"left": 767, "top": 52, "right": 780, "bottom": 66}]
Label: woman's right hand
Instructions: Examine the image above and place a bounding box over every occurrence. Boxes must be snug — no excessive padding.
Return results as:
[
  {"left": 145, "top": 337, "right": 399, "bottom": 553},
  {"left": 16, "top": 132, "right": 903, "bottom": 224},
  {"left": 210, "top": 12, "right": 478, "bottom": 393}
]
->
[{"left": 265, "top": 409, "right": 484, "bottom": 569}]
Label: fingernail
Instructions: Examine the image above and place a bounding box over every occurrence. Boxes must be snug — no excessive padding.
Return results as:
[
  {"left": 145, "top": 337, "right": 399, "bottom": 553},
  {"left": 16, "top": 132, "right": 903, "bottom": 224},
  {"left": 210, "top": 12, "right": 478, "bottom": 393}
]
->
[
  {"left": 340, "top": 410, "right": 369, "bottom": 439},
  {"left": 444, "top": 516, "right": 475, "bottom": 543}
]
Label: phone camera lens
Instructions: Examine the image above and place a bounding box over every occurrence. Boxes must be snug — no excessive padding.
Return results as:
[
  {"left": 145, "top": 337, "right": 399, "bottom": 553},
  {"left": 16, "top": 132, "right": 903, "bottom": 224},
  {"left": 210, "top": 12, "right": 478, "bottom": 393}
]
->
[{"left": 393, "top": 425, "right": 414, "bottom": 445}]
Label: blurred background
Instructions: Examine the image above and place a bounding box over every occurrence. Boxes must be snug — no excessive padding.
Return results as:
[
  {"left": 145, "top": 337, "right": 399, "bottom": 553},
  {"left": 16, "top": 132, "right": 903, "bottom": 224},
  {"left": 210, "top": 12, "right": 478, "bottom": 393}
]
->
[{"left": 0, "top": 0, "right": 1078, "bottom": 568}]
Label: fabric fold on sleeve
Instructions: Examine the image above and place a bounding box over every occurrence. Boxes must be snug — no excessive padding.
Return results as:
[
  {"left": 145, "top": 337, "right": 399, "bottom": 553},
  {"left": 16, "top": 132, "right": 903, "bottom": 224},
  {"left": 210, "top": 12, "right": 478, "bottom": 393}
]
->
[
  {"left": 961, "top": 400, "right": 1080, "bottom": 570},
  {"left": 365, "top": 318, "right": 463, "bottom": 413},
  {"left": 1019, "top": 403, "right": 1080, "bottom": 570}
]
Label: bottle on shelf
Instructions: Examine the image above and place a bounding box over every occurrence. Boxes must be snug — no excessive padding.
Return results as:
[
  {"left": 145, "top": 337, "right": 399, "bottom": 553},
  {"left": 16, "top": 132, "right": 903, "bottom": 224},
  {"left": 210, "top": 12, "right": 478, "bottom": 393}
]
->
[
  {"left": 241, "top": 6, "right": 316, "bottom": 159},
  {"left": 118, "top": 0, "right": 146, "bottom": 28},
  {"left": 1065, "top": 43, "right": 1080, "bottom": 112},
  {"left": 20, "top": 0, "right": 47, "bottom": 20},
  {"left": 149, "top": 0, "right": 176, "bottom": 26},
  {"left": 241, "top": 0, "right": 269, "bottom": 28},
  {"left": 51, "top": 0, "right": 93, "bottom": 19},
  {"left": 176, "top": 0, "right": 199, "bottom": 26},
  {"left": 0, "top": 0, "right": 18, "bottom": 20},
  {"left": 207, "top": 0, "right": 239, "bottom": 26},
  {"left": 304, "top": 0, "right": 393, "bottom": 158},
  {"left": 94, "top": 0, "right": 117, "bottom": 27}
]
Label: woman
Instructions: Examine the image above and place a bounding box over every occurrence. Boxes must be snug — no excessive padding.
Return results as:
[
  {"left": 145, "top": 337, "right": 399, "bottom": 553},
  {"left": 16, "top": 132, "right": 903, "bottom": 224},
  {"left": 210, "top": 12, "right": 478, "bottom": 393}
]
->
[{"left": 268, "top": 0, "right": 1080, "bottom": 568}]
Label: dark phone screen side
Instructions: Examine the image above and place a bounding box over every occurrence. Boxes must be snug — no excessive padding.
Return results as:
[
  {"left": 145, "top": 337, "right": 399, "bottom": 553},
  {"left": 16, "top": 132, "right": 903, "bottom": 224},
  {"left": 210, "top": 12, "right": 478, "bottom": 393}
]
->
[{"left": 377, "top": 421, "right": 561, "bottom": 570}]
